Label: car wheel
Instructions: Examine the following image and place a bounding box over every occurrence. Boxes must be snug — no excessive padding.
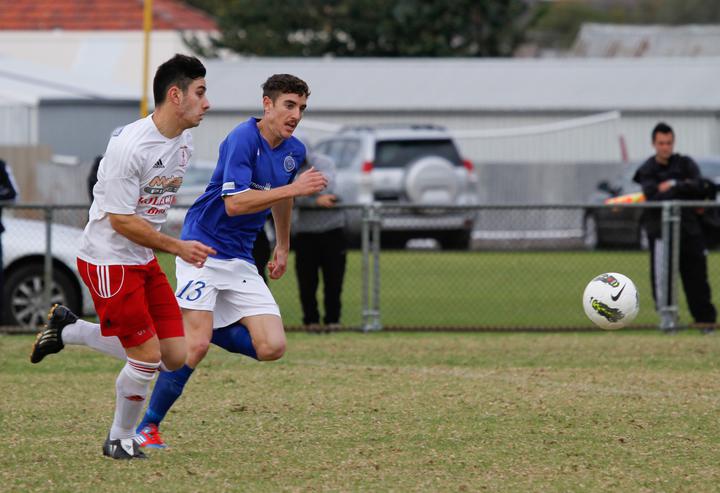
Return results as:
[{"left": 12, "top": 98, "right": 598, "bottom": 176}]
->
[
  {"left": 2, "top": 263, "right": 81, "bottom": 329},
  {"left": 583, "top": 213, "right": 599, "bottom": 250},
  {"left": 404, "top": 156, "right": 458, "bottom": 204}
]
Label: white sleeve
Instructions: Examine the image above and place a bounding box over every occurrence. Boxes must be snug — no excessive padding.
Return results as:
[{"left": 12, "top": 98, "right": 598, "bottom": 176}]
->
[{"left": 100, "top": 142, "right": 142, "bottom": 215}]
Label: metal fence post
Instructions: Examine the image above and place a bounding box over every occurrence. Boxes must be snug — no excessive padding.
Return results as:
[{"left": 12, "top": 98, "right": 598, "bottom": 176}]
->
[
  {"left": 659, "top": 201, "right": 680, "bottom": 331},
  {"left": 370, "top": 202, "right": 382, "bottom": 332},
  {"left": 43, "top": 206, "right": 53, "bottom": 313},
  {"left": 361, "top": 203, "right": 382, "bottom": 332},
  {"left": 361, "top": 204, "right": 370, "bottom": 331}
]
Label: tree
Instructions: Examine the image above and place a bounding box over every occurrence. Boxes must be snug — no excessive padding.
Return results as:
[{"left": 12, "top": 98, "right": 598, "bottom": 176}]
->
[{"left": 184, "top": 0, "right": 545, "bottom": 57}]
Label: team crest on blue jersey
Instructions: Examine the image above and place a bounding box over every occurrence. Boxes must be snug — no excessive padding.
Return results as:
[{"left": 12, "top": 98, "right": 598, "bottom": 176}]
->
[{"left": 283, "top": 155, "right": 296, "bottom": 172}]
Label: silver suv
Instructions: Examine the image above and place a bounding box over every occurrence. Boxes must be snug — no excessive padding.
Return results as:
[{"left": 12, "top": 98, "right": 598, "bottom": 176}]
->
[{"left": 312, "top": 124, "right": 477, "bottom": 248}]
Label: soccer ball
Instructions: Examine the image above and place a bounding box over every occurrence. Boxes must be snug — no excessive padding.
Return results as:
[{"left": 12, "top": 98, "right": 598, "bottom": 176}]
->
[{"left": 582, "top": 273, "right": 639, "bottom": 330}]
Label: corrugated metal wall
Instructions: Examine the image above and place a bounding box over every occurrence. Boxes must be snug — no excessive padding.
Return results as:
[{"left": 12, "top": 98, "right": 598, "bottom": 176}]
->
[
  {"left": 37, "top": 102, "right": 139, "bottom": 161},
  {"left": 0, "top": 105, "right": 36, "bottom": 145},
  {"left": 191, "top": 110, "right": 719, "bottom": 165}
]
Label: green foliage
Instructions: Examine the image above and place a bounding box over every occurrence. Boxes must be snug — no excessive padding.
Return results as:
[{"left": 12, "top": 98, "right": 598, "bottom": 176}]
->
[{"left": 185, "top": 0, "right": 543, "bottom": 57}]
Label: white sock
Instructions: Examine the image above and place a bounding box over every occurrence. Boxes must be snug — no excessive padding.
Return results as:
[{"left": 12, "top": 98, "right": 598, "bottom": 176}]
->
[
  {"left": 62, "top": 320, "right": 172, "bottom": 371},
  {"left": 109, "top": 357, "right": 159, "bottom": 440}
]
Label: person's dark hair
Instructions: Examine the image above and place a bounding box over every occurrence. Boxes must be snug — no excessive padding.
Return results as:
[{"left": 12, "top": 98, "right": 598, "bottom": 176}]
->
[
  {"left": 262, "top": 74, "right": 310, "bottom": 102},
  {"left": 153, "top": 54, "right": 206, "bottom": 106},
  {"left": 652, "top": 122, "right": 674, "bottom": 142}
]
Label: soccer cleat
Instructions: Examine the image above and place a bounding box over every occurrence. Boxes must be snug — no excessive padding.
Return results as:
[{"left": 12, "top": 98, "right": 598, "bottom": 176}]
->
[
  {"left": 135, "top": 423, "right": 168, "bottom": 449},
  {"left": 102, "top": 436, "right": 147, "bottom": 460},
  {"left": 30, "top": 304, "right": 78, "bottom": 364}
]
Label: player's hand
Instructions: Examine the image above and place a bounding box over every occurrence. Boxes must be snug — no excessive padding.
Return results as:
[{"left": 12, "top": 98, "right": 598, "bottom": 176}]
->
[
  {"left": 316, "top": 194, "right": 337, "bottom": 208},
  {"left": 293, "top": 167, "right": 328, "bottom": 196},
  {"left": 177, "top": 240, "right": 216, "bottom": 268},
  {"left": 267, "top": 247, "right": 288, "bottom": 280}
]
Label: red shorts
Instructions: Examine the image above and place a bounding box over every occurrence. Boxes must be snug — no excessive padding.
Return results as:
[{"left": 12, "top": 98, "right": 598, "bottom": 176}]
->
[{"left": 77, "top": 257, "right": 184, "bottom": 348}]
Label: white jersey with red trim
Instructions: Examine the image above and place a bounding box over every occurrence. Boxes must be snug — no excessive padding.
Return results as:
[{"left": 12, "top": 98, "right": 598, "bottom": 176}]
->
[{"left": 78, "top": 115, "right": 193, "bottom": 265}]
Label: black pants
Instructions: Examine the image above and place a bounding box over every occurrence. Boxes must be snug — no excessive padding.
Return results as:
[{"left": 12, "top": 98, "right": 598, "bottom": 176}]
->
[
  {"left": 294, "top": 228, "right": 347, "bottom": 325},
  {"left": 649, "top": 233, "right": 717, "bottom": 324}
]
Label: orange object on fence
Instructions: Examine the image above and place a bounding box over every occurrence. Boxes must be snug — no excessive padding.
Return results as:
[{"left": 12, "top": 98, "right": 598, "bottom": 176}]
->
[{"left": 604, "top": 192, "right": 646, "bottom": 205}]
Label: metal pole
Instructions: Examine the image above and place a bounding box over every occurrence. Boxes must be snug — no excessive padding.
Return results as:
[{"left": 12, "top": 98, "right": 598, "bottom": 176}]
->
[
  {"left": 659, "top": 202, "right": 680, "bottom": 331},
  {"left": 370, "top": 203, "right": 382, "bottom": 331},
  {"left": 43, "top": 207, "right": 53, "bottom": 314},
  {"left": 361, "top": 205, "right": 370, "bottom": 332},
  {"left": 140, "top": 0, "right": 153, "bottom": 117}
]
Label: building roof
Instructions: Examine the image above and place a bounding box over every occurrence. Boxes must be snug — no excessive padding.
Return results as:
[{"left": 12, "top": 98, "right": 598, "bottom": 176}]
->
[
  {"left": 204, "top": 57, "right": 720, "bottom": 113},
  {"left": 0, "top": 0, "right": 217, "bottom": 31},
  {"left": 572, "top": 23, "right": 720, "bottom": 58},
  {"left": 2, "top": 54, "right": 719, "bottom": 113},
  {"left": 0, "top": 56, "right": 136, "bottom": 105}
]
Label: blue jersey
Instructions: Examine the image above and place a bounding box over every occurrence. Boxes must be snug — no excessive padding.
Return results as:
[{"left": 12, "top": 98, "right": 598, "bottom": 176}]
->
[{"left": 181, "top": 117, "right": 304, "bottom": 262}]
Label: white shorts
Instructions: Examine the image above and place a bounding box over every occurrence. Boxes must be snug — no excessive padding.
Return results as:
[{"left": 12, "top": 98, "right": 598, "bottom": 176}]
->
[{"left": 175, "top": 257, "right": 280, "bottom": 329}]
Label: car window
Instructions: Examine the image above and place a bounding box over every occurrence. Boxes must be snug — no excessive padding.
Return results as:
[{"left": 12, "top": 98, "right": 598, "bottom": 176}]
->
[
  {"left": 325, "top": 140, "right": 346, "bottom": 164},
  {"left": 338, "top": 140, "right": 360, "bottom": 169},
  {"left": 374, "top": 139, "right": 462, "bottom": 168},
  {"left": 698, "top": 160, "right": 720, "bottom": 179},
  {"left": 313, "top": 142, "right": 330, "bottom": 156}
]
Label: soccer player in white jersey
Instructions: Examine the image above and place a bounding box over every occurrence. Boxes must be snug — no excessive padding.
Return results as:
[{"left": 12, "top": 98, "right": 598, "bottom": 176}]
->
[{"left": 30, "top": 54, "right": 215, "bottom": 460}]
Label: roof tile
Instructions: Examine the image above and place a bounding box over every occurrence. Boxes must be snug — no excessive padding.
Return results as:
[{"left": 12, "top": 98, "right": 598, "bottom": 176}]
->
[{"left": 0, "top": 0, "right": 217, "bottom": 30}]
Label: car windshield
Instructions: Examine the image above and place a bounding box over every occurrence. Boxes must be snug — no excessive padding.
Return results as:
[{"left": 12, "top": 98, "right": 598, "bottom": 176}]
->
[
  {"left": 375, "top": 139, "right": 462, "bottom": 168},
  {"left": 698, "top": 159, "right": 720, "bottom": 180}
]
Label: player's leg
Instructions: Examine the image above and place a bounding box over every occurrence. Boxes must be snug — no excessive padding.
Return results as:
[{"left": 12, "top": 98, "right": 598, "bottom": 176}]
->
[
  {"left": 83, "top": 261, "right": 162, "bottom": 460},
  {"left": 30, "top": 305, "right": 127, "bottom": 363},
  {"left": 136, "top": 257, "right": 217, "bottom": 447},
  {"left": 136, "top": 309, "right": 213, "bottom": 448},
  {"left": 243, "top": 314, "right": 285, "bottom": 361},
  {"left": 104, "top": 333, "right": 160, "bottom": 459},
  {"left": 209, "top": 258, "right": 284, "bottom": 360}
]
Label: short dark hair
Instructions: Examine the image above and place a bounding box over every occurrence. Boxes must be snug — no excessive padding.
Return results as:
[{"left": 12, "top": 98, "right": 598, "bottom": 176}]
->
[
  {"left": 652, "top": 122, "right": 674, "bottom": 142},
  {"left": 153, "top": 54, "right": 206, "bottom": 105},
  {"left": 262, "top": 74, "right": 310, "bottom": 102}
]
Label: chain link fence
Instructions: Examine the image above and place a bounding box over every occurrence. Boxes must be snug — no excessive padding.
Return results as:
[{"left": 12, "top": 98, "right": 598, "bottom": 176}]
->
[{"left": 2, "top": 202, "right": 717, "bottom": 333}]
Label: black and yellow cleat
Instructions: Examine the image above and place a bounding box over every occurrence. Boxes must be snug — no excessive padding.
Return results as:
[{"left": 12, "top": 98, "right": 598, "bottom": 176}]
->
[{"left": 29, "top": 304, "right": 78, "bottom": 364}]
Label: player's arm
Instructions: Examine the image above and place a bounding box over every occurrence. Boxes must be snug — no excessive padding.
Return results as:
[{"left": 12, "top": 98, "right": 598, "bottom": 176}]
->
[
  {"left": 223, "top": 167, "right": 327, "bottom": 216},
  {"left": 266, "top": 198, "right": 294, "bottom": 279},
  {"left": 108, "top": 213, "right": 215, "bottom": 267}
]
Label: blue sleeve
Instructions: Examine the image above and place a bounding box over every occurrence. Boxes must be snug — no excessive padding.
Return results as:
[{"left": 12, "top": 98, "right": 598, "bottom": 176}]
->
[{"left": 220, "top": 128, "right": 257, "bottom": 197}]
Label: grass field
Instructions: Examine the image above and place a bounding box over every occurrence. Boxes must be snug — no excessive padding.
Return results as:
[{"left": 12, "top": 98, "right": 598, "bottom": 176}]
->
[
  {"left": 158, "top": 250, "right": 719, "bottom": 330},
  {"left": 4, "top": 331, "right": 720, "bottom": 492}
]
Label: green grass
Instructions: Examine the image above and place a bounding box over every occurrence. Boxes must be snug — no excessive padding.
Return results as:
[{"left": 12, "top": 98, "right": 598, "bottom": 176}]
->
[
  {"left": 4, "top": 331, "right": 720, "bottom": 492},
  {"left": 158, "top": 250, "right": 720, "bottom": 329}
]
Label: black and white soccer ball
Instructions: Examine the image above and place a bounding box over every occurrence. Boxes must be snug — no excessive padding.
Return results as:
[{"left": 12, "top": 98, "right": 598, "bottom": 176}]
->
[{"left": 582, "top": 272, "right": 639, "bottom": 330}]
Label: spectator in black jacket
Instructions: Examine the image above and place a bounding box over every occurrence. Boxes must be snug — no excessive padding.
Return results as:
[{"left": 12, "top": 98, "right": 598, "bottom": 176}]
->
[
  {"left": 0, "top": 159, "right": 19, "bottom": 321},
  {"left": 633, "top": 122, "right": 716, "bottom": 332}
]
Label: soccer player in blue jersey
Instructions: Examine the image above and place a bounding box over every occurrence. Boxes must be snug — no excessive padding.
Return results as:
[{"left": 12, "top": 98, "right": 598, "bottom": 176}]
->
[{"left": 134, "top": 74, "right": 328, "bottom": 448}]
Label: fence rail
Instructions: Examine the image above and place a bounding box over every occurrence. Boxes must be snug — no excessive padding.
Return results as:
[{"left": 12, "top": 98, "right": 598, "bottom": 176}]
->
[{"left": 1, "top": 201, "right": 717, "bottom": 333}]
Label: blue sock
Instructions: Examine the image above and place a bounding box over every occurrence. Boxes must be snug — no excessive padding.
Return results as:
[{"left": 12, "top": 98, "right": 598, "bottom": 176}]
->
[
  {"left": 211, "top": 322, "right": 258, "bottom": 360},
  {"left": 137, "top": 364, "right": 194, "bottom": 432}
]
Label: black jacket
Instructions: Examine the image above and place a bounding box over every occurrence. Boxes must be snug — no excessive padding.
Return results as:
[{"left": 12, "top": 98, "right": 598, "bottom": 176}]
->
[{"left": 633, "top": 153, "right": 709, "bottom": 237}]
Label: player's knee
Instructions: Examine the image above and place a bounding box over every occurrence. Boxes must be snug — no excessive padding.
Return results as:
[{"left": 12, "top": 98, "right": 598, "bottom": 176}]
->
[
  {"left": 257, "top": 340, "right": 286, "bottom": 361},
  {"left": 162, "top": 350, "right": 186, "bottom": 371},
  {"left": 186, "top": 338, "right": 211, "bottom": 366}
]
